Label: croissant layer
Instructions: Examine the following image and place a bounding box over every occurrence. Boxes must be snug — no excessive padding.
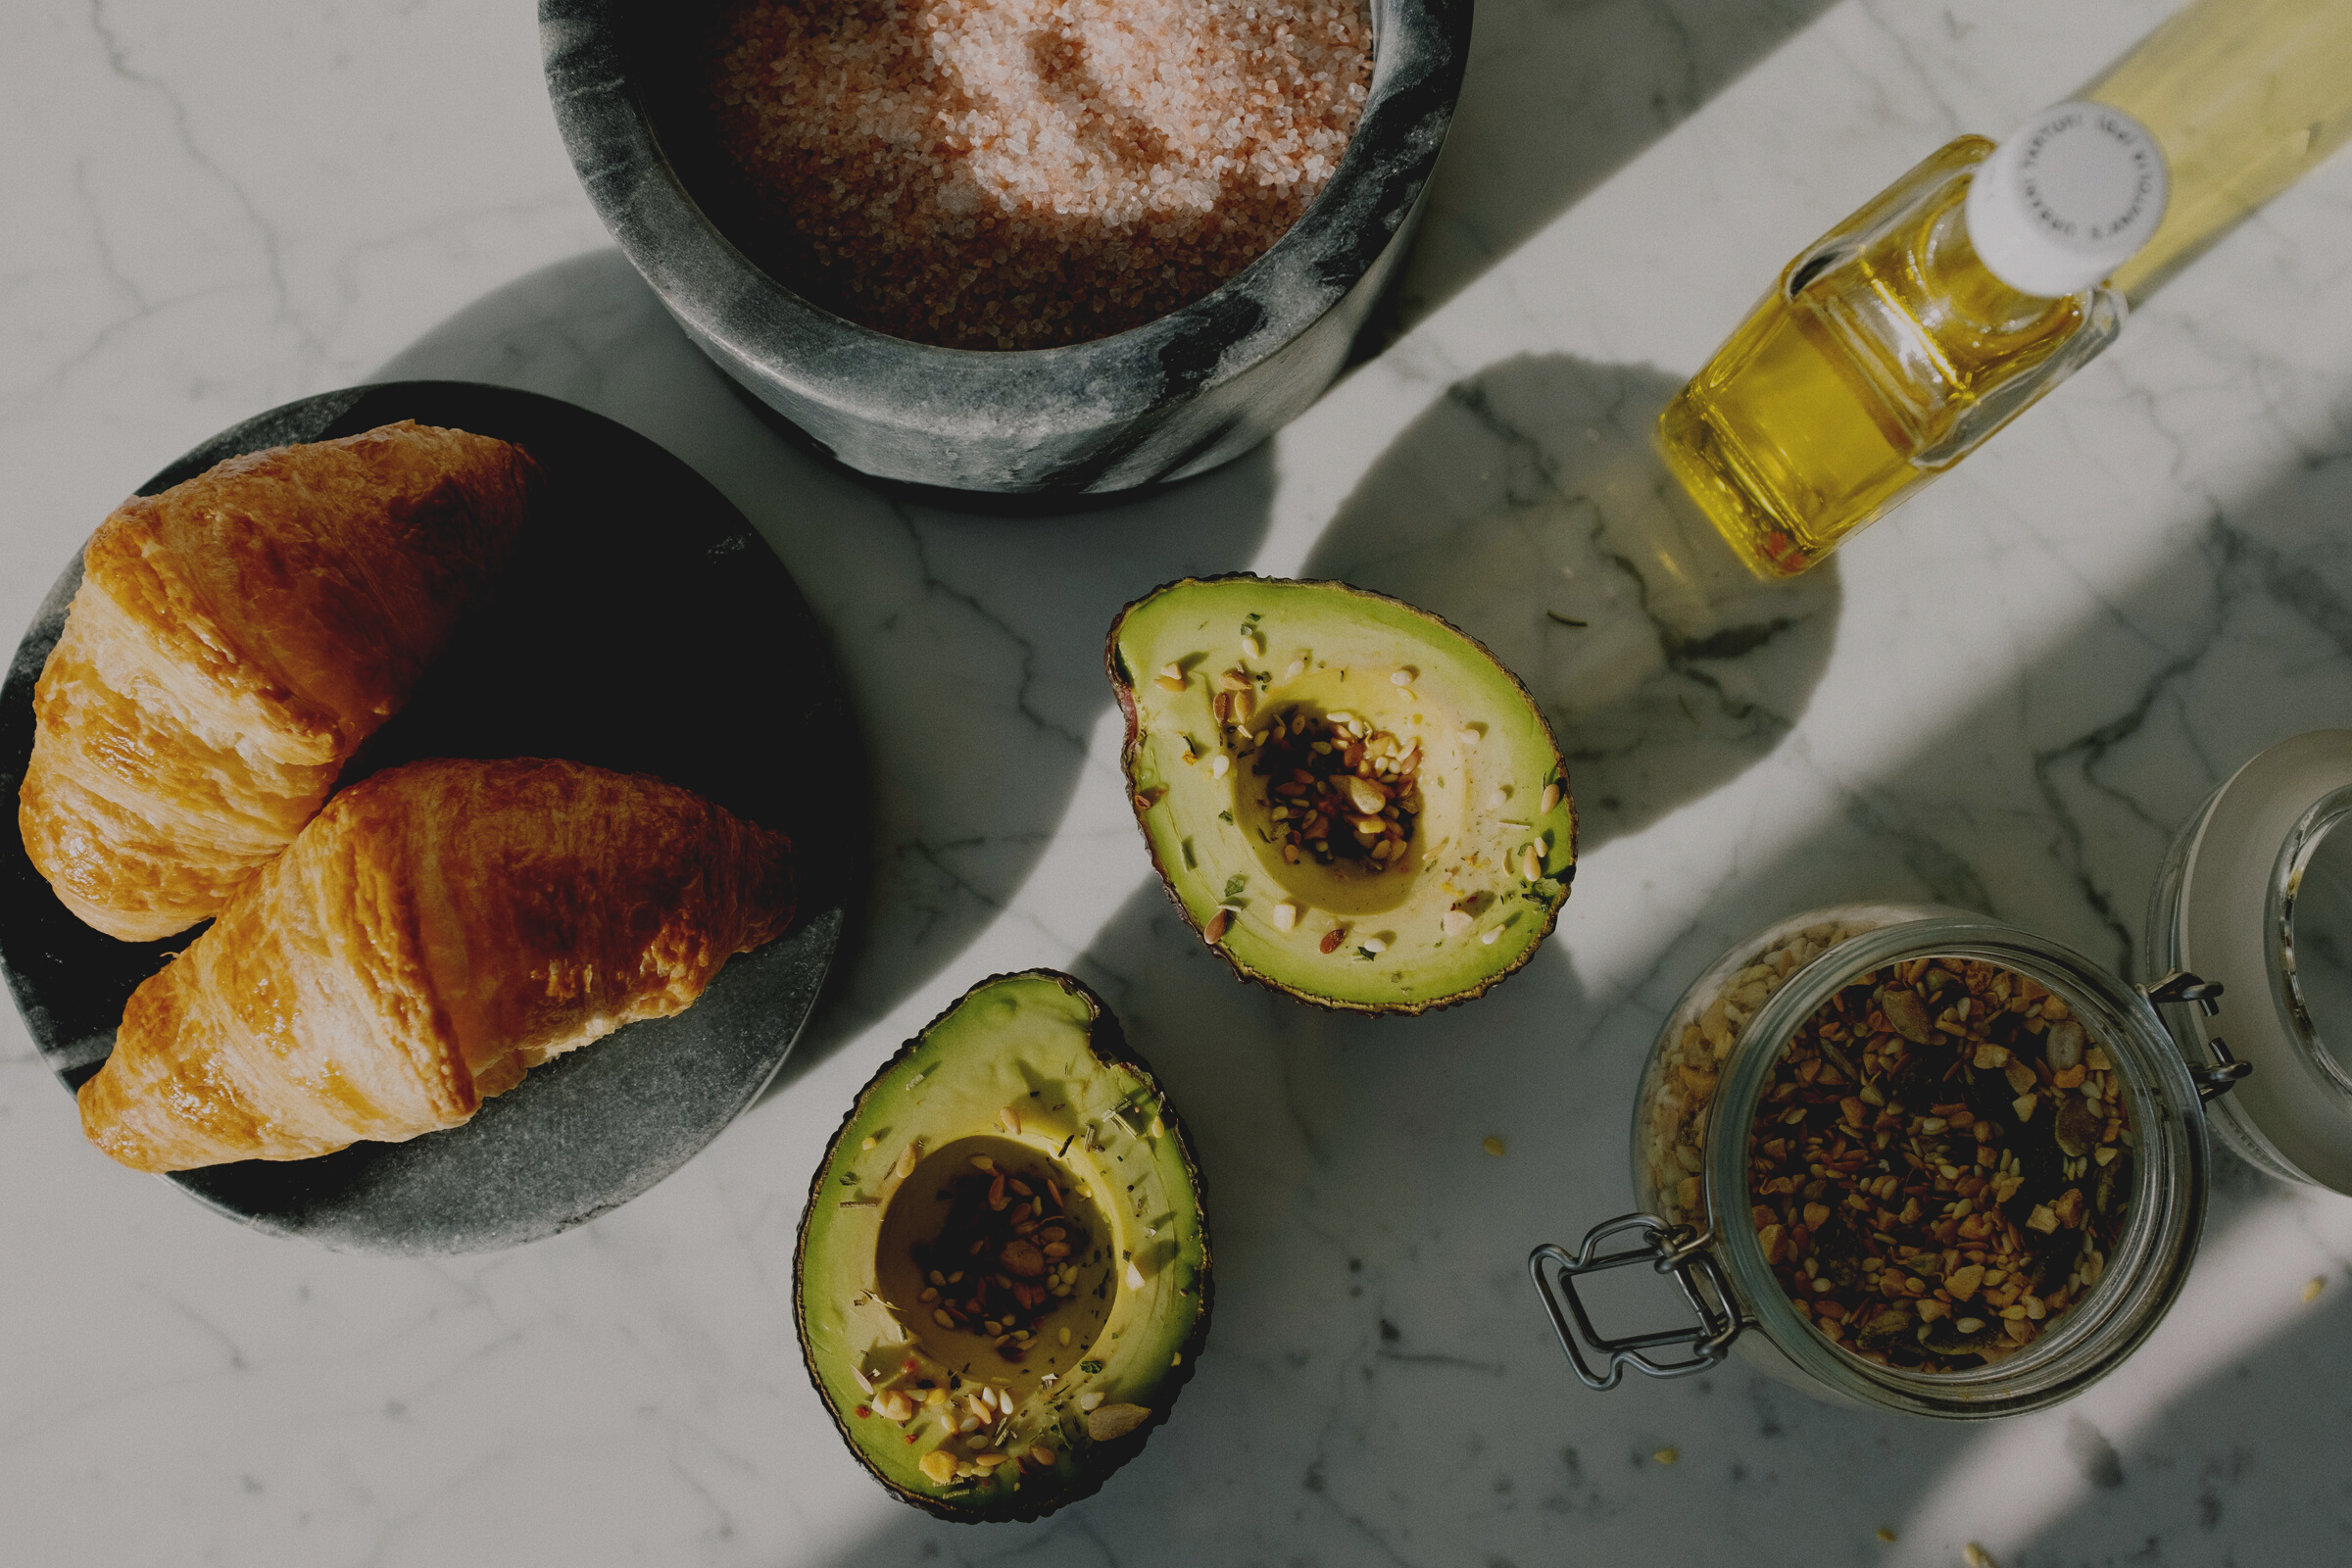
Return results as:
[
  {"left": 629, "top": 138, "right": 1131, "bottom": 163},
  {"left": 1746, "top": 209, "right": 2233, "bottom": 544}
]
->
[
  {"left": 20, "top": 420, "right": 538, "bottom": 940},
  {"left": 76, "top": 758, "right": 796, "bottom": 1172}
]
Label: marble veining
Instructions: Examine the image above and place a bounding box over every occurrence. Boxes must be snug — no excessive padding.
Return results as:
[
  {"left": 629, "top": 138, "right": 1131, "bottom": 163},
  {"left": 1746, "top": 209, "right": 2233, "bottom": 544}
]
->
[{"left": 5, "top": 1, "right": 2352, "bottom": 1564}]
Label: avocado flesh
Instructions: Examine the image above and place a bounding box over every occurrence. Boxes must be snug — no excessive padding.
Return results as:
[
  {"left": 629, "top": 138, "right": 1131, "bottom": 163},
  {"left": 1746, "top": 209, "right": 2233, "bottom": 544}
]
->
[
  {"left": 796, "top": 971, "right": 1211, "bottom": 1522},
  {"left": 1109, "top": 575, "right": 1574, "bottom": 1012}
]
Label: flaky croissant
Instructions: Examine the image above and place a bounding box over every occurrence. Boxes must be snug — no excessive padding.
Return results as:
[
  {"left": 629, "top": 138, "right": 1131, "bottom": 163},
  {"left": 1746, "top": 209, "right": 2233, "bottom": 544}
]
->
[
  {"left": 76, "top": 758, "right": 795, "bottom": 1173},
  {"left": 20, "top": 420, "right": 538, "bottom": 941}
]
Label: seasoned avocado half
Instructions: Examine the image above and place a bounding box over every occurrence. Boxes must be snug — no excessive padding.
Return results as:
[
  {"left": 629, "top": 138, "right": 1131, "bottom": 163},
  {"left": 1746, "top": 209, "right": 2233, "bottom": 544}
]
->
[
  {"left": 1108, "top": 575, "right": 1574, "bottom": 1013},
  {"left": 795, "top": 970, "right": 1211, "bottom": 1523}
]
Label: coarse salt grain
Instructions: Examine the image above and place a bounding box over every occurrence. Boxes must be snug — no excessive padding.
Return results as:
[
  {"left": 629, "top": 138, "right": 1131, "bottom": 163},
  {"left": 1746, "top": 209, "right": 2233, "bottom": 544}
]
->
[{"left": 704, "top": 0, "right": 1373, "bottom": 350}]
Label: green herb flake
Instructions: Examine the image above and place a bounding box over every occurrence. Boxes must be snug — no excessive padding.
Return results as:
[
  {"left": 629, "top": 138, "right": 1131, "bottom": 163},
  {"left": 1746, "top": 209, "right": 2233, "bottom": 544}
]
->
[{"left": 1223, "top": 874, "right": 1248, "bottom": 899}]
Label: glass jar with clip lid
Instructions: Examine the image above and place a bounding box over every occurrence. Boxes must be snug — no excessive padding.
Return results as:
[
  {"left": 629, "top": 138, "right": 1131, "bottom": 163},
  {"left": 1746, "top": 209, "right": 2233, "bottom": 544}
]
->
[
  {"left": 1528, "top": 897, "right": 2264, "bottom": 1415},
  {"left": 1534, "top": 731, "right": 2352, "bottom": 1417}
]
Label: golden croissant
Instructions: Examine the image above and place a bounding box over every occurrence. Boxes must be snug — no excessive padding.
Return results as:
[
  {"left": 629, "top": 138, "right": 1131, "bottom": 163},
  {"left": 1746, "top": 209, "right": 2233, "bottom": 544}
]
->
[
  {"left": 20, "top": 420, "right": 539, "bottom": 941},
  {"left": 77, "top": 758, "right": 796, "bottom": 1172}
]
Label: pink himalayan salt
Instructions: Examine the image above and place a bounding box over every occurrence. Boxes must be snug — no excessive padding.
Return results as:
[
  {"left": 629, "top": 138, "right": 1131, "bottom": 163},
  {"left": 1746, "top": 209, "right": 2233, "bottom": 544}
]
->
[{"left": 707, "top": 0, "right": 1373, "bottom": 350}]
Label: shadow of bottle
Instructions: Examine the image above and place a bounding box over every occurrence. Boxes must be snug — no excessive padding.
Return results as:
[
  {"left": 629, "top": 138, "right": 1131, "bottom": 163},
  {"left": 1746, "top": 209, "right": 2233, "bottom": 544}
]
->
[
  {"left": 372, "top": 248, "right": 1280, "bottom": 1087},
  {"left": 1302, "top": 353, "right": 1843, "bottom": 855}
]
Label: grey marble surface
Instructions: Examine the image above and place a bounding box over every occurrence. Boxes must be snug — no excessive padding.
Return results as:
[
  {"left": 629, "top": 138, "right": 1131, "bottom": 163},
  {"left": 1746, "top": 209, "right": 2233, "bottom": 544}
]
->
[{"left": 4, "top": 2, "right": 2351, "bottom": 1565}]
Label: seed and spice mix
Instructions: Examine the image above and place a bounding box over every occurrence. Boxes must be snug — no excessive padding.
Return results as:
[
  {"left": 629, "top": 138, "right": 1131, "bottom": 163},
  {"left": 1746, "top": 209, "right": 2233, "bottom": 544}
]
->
[
  {"left": 915, "top": 1152, "right": 1098, "bottom": 1362},
  {"left": 1643, "top": 925, "right": 2135, "bottom": 1374}
]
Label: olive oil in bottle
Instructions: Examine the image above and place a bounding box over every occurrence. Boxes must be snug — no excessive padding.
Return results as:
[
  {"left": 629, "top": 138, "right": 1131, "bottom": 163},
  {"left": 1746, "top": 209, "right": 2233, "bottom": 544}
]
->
[{"left": 1663, "top": 0, "right": 2352, "bottom": 580}]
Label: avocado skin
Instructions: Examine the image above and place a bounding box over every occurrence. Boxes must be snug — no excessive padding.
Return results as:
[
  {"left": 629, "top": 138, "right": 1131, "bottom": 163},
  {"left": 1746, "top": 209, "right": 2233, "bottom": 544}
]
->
[
  {"left": 1106, "top": 572, "right": 1576, "bottom": 1015},
  {"left": 793, "top": 968, "right": 1213, "bottom": 1523}
]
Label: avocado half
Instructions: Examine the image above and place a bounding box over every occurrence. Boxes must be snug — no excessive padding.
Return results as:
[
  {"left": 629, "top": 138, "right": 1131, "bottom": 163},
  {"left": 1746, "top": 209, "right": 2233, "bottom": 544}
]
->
[
  {"left": 794, "top": 970, "right": 1211, "bottom": 1523},
  {"left": 1108, "top": 575, "right": 1574, "bottom": 1014}
]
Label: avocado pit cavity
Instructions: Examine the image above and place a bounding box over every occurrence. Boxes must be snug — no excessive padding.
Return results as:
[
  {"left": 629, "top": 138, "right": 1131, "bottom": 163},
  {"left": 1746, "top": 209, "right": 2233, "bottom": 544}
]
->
[
  {"left": 877, "top": 1136, "right": 1116, "bottom": 1403},
  {"left": 1250, "top": 705, "right": 1424, "bottom": 873}
]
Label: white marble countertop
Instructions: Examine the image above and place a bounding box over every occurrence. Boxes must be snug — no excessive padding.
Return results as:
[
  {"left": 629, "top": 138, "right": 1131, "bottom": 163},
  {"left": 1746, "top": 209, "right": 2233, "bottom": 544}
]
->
[{"left": 7, "top": 1, "right": 2352, "bottom": 1563}]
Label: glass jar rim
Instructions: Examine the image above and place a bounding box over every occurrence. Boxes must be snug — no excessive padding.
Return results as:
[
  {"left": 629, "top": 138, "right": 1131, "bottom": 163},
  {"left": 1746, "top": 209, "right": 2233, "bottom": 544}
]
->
[
  {"left": 1696, "top": 908, "right": 2209, "bottom": 1418},
  {"left": 2272, "top": 783, "right": 2352, "bottom": 1098}
]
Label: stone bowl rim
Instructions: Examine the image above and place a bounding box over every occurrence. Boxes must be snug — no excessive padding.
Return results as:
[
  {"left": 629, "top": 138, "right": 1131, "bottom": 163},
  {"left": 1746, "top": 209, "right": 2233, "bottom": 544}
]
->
[{"left": 540, "top": 0, "right": 1475, "bottom": 444}]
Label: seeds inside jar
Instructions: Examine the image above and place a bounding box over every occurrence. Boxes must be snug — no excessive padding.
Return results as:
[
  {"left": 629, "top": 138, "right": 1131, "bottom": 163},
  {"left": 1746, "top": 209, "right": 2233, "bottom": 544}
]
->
[{"left": 1743, "top": 957, "right": 2133, "bottom": 1372}]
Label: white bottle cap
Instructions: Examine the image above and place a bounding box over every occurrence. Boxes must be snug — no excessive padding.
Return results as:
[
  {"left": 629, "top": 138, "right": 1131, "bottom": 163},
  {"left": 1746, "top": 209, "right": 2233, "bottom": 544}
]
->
[{"left": 1964, "top": 101, "right": 2169, "bottom": 297}]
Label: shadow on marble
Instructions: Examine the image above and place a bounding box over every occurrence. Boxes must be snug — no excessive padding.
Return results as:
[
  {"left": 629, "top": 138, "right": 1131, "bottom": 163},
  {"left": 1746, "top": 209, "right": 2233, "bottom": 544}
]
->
[
  {"left": 373, "top": 249, "right": 1280, "bottom": 1087},
  {"left": 1980, "top": 1201, "right": 2352, "bottom": 1561},
  {"left": 793, "top": 397, "right": 2352, "bottom": 1564},
  {"left": 1304, "top": 353, "right": 1843, "bottom": 855},
  {"left": 1388, "top": 0, "right": 1842, "bottom": 333}
]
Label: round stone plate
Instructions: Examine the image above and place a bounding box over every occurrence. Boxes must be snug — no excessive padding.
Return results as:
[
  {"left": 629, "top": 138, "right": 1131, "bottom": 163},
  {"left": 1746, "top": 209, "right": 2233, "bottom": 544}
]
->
[{"left": 0, "top": 381, "right": 858, "bottom": 1254}]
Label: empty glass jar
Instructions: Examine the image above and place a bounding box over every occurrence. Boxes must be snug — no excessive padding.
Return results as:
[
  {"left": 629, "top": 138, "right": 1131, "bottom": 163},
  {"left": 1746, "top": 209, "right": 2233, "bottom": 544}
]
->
[{"left": 2148, "top": 730, "right": 2352, "bottom": 1192}]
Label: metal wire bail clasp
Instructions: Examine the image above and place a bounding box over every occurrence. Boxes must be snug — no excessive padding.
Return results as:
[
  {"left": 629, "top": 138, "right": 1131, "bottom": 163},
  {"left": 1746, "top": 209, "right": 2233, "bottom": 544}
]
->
[
  {"left": 1530, "top": 1214, "right": 1741, "bottom": 1391},
  {"left": 2139, "top": 969, "right": 2252, "bottom": 1102}
]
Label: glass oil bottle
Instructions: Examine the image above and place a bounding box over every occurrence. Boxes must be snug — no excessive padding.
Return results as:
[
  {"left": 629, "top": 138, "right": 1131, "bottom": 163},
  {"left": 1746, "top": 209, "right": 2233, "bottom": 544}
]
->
[{"left": 1661, "top": 0, "right": 2352, "bottom": 580}]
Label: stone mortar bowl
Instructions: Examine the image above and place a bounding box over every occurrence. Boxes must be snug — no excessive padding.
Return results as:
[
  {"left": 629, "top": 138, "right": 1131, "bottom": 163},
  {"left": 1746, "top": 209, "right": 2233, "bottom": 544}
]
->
[{"left": 541, "top": 0, "right": 1472, "bottom": 502}]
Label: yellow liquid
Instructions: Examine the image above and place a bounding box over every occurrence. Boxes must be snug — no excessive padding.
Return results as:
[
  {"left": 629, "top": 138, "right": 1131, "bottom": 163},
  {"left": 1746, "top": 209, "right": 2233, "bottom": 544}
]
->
[
  {"left": 1662, "top": 144, "right": 2084, "bottom": 579},
  {"left": 2092, "top": 0, "right": 2352, "bottom": 303},
  {"left": 1667, "top": 0, "right": 2352, "bottom": 577},
  {"left": 1658, "top": 294, "right": 1918, "bottom": 579}
]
